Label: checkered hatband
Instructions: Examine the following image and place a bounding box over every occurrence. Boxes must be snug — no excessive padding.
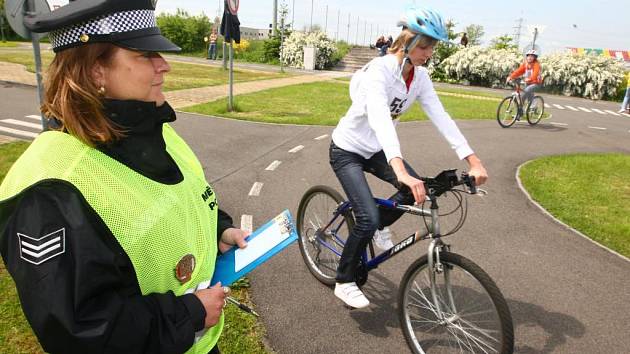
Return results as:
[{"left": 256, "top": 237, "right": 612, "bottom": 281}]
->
[{"left": 49, "top": 10, "right": 157, "bottom": 51}]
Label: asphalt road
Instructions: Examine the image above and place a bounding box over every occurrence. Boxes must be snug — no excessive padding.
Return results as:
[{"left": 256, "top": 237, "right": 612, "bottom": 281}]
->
[{"left": 2, "top": 84, "right": 630, "bottom": 353}]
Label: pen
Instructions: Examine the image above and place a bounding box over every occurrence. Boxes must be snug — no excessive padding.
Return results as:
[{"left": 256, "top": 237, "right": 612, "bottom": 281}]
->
[{"left": 226, "top": 296, "right": 260, "bottom": 317}]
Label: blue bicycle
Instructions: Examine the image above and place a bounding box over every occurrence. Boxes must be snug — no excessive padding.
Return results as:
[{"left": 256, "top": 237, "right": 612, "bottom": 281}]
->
[{"left": 297, "top": 169, "right": 514, "bottom": 354}]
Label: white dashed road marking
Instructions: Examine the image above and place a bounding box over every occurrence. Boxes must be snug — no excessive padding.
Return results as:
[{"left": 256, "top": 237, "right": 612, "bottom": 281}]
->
[
  {"left": 1, "top": 119, "right": 42, "bottom": 130},
  {"left": 604, "top": 110, "right": 620, "bottom": 116},
  {"left": 565, "top": 105, "right": 579, "bottom": 111},
  {"left": 265, "top": 160, "right": 282, "bottom": 171},
  {"left": 288, "top": 145, "right": 304, "bottom": 153},
  {"left": 248, "top": 182, "right": 264, "bottom": 196},
  {"left": 314, "top": 134, "right": 329, "bottom": 140},
  {"left": 25, "top": 115, "right": 42, "bottom": 120},
  {"left": 578, "top": 107, "right": 591, "bottom": 113},
  {"left": 591, "top": 109, "right": 606, "bottom": 115},
  {"left": 544, "top": 103, "right": 550, "bottom": 108},
  {"left": 553, "top": 104, "right": 565, "bottom": 110},
  {"left": 0, "top": 126, "right": 39, "bottom": 138},
  {"left": 550, "top": 122, "right": 568, "bottom": 126},
  {"left": 240, "top": 215, "right": 253, "bottom": 234},
  {"left": 588, "top": 126, "right": 607, "bottom": 130}
]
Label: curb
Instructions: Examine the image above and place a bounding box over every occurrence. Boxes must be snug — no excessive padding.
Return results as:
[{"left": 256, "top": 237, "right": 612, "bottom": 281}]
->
[{"left": 515, "top": 160, "right": 630, "bottom": 263}]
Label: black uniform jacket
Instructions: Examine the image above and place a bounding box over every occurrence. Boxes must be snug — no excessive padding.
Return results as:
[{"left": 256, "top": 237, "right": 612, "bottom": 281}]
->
[{"left": 0, "top": 100, "right": 234, "bottom": 353}]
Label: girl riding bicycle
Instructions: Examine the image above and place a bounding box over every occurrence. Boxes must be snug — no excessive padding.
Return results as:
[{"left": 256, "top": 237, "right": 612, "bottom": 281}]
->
[
  {"left": 506, "top": 49, "right": 542, "bottom": 111},
  {"left": 330, "top": 5, "right": 488, "bottom": 309}
]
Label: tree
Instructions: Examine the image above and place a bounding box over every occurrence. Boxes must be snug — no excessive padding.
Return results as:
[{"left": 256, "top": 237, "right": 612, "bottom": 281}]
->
[
  {"left": 263, "top": 2, "right": 292, "bottom": 63},
  {"left": 464, "top": 24, "right": 484, "bottom": 46},
  {"left": 490, "top": 34, "right": 517, "bottom": 50},
  {"left": 156, "top": 9, "right": 212, "bottom": 52},
  {"left": 431, "top": 19, "right": 459, "bottom": 80}
]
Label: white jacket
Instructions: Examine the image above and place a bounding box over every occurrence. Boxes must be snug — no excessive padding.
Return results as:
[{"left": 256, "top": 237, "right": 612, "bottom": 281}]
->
[{"left": 331, "top": 54, "right": 474, "bottom": 163}]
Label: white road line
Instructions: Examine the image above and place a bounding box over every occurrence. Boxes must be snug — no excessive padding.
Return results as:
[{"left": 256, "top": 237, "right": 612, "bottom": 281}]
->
[
  {"left": 25, "top": 115, "right": 42, "bottom": 120},
  {"left": 288, "top": 145, "right": 304, "bottom": 153},
  {"left": 240, "top": 215, "right": 253, "bottom": 234},
  {"left": 588, "top": 126, "right": 607, "bottom": 130},
  {"left": 544, "top": 103, "right": 550, "bottom": 108},
  {"left": 578, "top": 107, "right": 591, "bottom": 113},
  {"left": 604, "top": 110, "right": 620, "bottom": 116},
  {"left": 550, "top": 122, "right": 568, "bottom": 126},
  {"left": 565, "top": 105, "right": 579, "bottom": 111},
  {"left": 2, "top": 119, "right": 42, "bottom": 130},
  {"left": 591, "top": 108, "right": 606, "bottom": 115},
  {"left": 0, "top": 126, "right": 39, "bottom": 138},
  {"left": 621, "top": 113, "right": 630, "bottom": 118},
  {"left": 552, "top": 104, "right": 565, "bottom": 110},
  {"left": 314, "top": 134, "right": 329, "bottom": 140},
  {"left": 265, "top": 160, "right": 282, "bottom": 171},
  {"left": 248, "top": 182, "right": 264, "bottom": 196}
]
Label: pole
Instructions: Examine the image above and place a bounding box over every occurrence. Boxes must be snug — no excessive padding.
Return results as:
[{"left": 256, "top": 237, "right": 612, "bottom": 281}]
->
[
  {"left": 0, "top": 14, "right": 6, "bottom": 42},
  {"left": 532, "top": 27, "right": 538, "bottom": 49},
  {"left": 346, "top": 13, "right": 350, "bottom": 43},
  {"left": 363, "top": 21, "right": 366, "bottom": 46},
  {"left": 310, "top": 0, "right": 314, "bottom": 32},
  {"left": 370, "top": 24, "right": 372, "bottom": 47},
  {"left": 336, "top": 9, "right": 340, "bottom": 41},
  {"left": 272, "top": 0, "right": 278, "bottom": 33},
  {"left": 279, "top": 15, "right": 285, "bottom": 72},
  {"left": 291, "top": 0, "right": 295, "bottom": 30},
  {"left": 222, "top": 41, "right": 227, "bottom": 69},
  {"left": 228, "top": 40, "right": 234, "bottom": 111},
  {"left": 25, "top": 0, "right": 46, "bottom": 130},
  {"left": 355, "top": 17, "right": 359, "bottom": 45},
  {"left": 324, "top": 5, "right": 328, "bottom": 35}
]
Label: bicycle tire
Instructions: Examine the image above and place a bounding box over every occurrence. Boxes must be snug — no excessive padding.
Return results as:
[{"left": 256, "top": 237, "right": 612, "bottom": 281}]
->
[
  {"left": 526, "top": 96, "right": 545, "bottom": 125},
  {"left": 398, "top": 252, "right": 514, "bottom": 354},
  {"left": 496, "top": 96, "right": 519, "bottom": 128},
  {"left": 297, "top": 185, "right": 355, "bottom": 286}
]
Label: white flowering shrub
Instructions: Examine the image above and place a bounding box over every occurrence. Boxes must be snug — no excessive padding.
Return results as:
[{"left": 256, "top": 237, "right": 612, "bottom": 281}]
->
[
  {"left": 280, "top": 31, "right": 337, "bottom": 69},
  {"left": 442, "top": 46, "right": 626, "bottom": 99},
  {"left": 441, "top": 46, "right": 521, "bottom": 87},
  {"left": 541, "top": 53, "right": 625, "bottom": 100}
]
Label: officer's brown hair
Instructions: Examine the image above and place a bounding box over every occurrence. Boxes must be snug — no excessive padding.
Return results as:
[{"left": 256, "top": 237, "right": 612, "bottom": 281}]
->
[
  {"left": 42, "top": 43, "right": 123, "bottom": 146},
  {"left": 388, "top": 29, "right": 438, "bottom": 54}
]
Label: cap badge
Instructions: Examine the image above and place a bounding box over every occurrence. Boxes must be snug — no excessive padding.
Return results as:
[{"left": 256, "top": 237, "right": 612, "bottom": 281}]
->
[
  {"left": 175, "top": 254, "right": 196, "bottom": 284},
  {"left": 80, "top": 34, "right": 90, "bottom": 43}
]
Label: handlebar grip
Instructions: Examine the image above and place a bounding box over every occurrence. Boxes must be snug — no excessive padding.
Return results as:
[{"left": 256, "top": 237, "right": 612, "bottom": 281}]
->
[{"left": 462, "top": 173, "right": 477, "bottom": 194}]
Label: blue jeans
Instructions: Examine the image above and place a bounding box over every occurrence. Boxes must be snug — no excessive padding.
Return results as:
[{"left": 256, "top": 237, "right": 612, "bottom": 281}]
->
[
  {"left": 208, "top": 43, "right": 217, "bottom": 59},
  {"left": 329, "top": 142, "right": 420, "bottom": 283},
  {"left": 621, "top": 87, "right": 630, "bottom": 111},
  {"left": 522, "top": 84, "right": 540, "bottom": 106}
]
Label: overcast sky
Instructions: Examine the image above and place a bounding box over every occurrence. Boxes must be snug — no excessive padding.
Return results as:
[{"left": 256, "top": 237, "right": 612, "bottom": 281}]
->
[{"left": 48, "top": 0, "right": 630, "bottom": 54}]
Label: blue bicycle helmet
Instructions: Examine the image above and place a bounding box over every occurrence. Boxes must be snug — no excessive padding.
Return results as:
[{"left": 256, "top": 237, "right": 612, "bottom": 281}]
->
[{"left": 397, "top": 6, "right": 449, "bottom": 42}]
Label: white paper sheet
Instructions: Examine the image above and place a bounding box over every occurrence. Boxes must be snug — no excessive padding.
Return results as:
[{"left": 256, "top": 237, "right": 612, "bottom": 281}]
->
[{"left": 234, "top": 221, "right": 290, "bottom": 272}]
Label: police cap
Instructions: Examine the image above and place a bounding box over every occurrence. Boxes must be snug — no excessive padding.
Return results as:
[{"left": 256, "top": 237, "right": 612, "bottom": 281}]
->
[{"left": 25, "top": 0, "right": 180, "bottom": 53}]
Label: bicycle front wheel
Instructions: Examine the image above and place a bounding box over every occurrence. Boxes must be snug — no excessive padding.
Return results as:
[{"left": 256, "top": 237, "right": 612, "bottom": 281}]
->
[
  {"left": 496, "top": 96, "right": 518, "bottom": 128},
  {"left": 399, "top": 252, "right": 514, "bottom": 354},
  {"left": 297, "top": 185, "right": 355, "bottom": 286},
  {"left": 526, "top": 96, "right": 545, "bottom": 125}
]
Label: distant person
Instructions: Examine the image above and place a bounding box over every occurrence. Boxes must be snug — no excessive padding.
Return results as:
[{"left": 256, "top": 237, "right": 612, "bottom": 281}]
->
[
  {"left": 619, "top": 71, "right": 630, "bottom": 113},
  {"left": 208, "top": 29, "right": 218, "bottom": 60},
  {"left": 507, "top": 49, "right": 542, "bottom": 111},
  {"left": 381, "top": 35, "right": 393, "bottom": 56},
  {"left": 460, "top": 32, "right": 468, "bottom": 47},
  {"left": 375, "top": 36, "right": 386, "bottom": 55}
]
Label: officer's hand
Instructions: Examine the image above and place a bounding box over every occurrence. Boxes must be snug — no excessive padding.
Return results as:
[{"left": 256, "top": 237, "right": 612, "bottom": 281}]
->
[
  {"left": 195, "top": 283, "right": 227, "bottom": 328},
  {"left": 219, "top": 228, "right": 249, "bottom": 253}
]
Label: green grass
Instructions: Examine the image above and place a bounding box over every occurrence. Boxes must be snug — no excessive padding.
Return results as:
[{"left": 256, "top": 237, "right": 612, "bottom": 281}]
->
[
  {"left": 0, "top": 42, "right": 20, "bottom": 48},
  {"left": 519, "top": 153, "right": 630, "bottom": 258},
  {"left": 0, "top": 142, "right": 268, "bottom": 353},
  {"left": 0, "top": 51, "right": 286, "bottom": 91},
  {"left": 183, "top": 81, "right": 502, "bottom": 124}
]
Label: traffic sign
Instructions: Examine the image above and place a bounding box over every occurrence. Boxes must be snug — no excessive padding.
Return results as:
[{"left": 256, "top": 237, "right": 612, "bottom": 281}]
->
[{"left": 4, "top": 0, "right": 50, "bottom": 39}]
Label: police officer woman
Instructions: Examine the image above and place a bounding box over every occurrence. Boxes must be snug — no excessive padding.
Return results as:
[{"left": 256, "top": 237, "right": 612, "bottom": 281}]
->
[
  {"left": 0, "top": 1, "right": 247, "bottom": 353},
  {"left": 330, "top": 6, "right": 488, "bottom": 309}
]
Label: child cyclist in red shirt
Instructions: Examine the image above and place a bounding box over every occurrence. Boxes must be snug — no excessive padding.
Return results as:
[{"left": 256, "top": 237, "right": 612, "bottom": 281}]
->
[{"left": 506, "top": 49, "right": 542, "bottom": 113}]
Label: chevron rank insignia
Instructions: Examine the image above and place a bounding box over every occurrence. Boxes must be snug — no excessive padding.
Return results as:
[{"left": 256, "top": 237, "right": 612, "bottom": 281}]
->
[{"left": 18, "top": 228, "right": 66, "bottom": 265}]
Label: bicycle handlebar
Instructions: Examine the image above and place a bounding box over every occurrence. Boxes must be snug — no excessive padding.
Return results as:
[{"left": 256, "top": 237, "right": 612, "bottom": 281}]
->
[{"left": 417, "top": 169, "right": 477, "bottom": 197}]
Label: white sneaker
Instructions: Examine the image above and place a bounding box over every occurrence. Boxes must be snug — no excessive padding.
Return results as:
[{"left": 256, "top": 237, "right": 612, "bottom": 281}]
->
[
  {"left": 334, "top": 282, "right": 370, "bottom": 308},
  {"left": 619, "top": 109, "right": 626, "bottom": 113},
  {"left": 373, "top": 227, "right": 394, "bottom": 251}
]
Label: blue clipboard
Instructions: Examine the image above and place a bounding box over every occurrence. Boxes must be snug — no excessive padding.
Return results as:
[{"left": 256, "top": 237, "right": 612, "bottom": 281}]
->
[{"left": 211, "top": 209, "right": 298, "bottom": 286}]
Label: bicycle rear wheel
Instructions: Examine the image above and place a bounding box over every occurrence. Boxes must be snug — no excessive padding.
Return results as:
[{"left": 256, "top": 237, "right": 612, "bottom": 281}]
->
[
  {"left": 399, "top": 252, "right": 514, "bottom": 354},
  {"left": 496, "top": 96, "right": 519, "bottom": 128},
  {"left": 526, "top": 96, "right": 545, "bottom": 125},
  {"left": 297, "top": 185, "right": 355, "bottom": 286}
]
